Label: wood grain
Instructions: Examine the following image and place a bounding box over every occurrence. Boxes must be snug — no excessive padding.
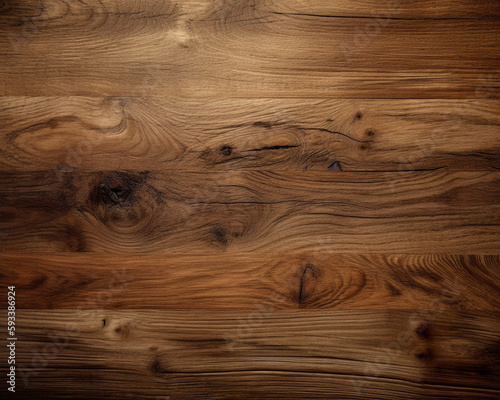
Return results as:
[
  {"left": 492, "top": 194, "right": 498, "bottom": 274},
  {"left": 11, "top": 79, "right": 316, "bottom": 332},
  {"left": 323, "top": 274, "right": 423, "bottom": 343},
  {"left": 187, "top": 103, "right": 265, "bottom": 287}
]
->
[
  {"left": 0, "top": 170, "right": 499, "bottom": 253},
  {"left": 6, "top": 309, "right": 500, "bottom": 399},
  {"left": 1, "top": 254, "right": 499, "bottom": 310},
  {"left": 1, "top": 0, "right": 499, "bottom": 398},
  {"left": 0, "top": 0, "right": 498, "bottom": 97},
  {"left": 1, "top": 97, "right": 499, "bottom": 172}
]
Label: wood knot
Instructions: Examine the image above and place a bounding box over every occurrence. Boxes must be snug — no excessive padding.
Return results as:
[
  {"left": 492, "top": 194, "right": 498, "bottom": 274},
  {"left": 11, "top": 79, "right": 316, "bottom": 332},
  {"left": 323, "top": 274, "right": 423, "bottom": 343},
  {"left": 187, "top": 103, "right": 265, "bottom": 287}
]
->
[
  {"left": 416, "top": 323, "right": 429, "bottom": 337},
  {"left": 220, "top": 146, "right": 233, "bottom": 156},
  {"left": 211, "top": 225, "right": 228, "bottom": 248},
  {"left": 298, "top": 265, "right": 317, "bottom": 307},
  {"left": 150, "top": 359, "right": 170, "bottom": 375},
  {"left": 97, "top": 172, "right": 141, "bottom": 207},
  {"left": 89, "top": 171, "right": 149, "bottom": 210},
  {"left": 87, "top": 171, "right": 163, "bottom": 230},
  {"left": 114, "top": 322, "right": 131, "bottom": 338},
  {"left": 416, "top": 349, "right": 433, "bottom": 361},
  {"left": 151, "top": 360, "right": 163, "bottom": 374},
  {"left": 328, "top": 161, "right": 343, "bottom": 171},
  {"left": 100, "top": 184, "right": 131, "bottom": 206}
]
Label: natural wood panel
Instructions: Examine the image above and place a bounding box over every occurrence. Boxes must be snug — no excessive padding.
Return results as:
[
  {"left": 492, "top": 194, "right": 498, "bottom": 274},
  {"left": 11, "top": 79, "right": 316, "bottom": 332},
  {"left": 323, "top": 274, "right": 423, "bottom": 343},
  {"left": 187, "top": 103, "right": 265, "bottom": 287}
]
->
[
  {"left": 9, "top": 372, "right": 500, "bottom": 400},
  {"left": 0, "top": 170, "right": 499, "bottom": 253},
  {"left": 4, "top": 0, "right": 500, "bottom": 21},
  {"left": 7, "top": 310, "right": 500, "bottom": 399},
  {"left": 1, "top": 0, "right": 499, "bottom": 398},
  {"left": 1, "top": 97, "right": 499, "bottom": 172},
  {"left": 270, "top": 0, "right": 500, "bottom": 18},
  {"left": 0, "top": 0, "right": 498, "bottom": 97},
  {"left": 2, "top": 254, "right": 499, "bottom": 310}
]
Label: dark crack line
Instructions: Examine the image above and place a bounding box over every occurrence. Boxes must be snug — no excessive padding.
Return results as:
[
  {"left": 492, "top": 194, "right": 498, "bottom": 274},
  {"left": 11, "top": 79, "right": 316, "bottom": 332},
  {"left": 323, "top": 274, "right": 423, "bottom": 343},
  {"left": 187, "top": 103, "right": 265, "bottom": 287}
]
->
[
  {"left": 298, "top": 265, "right": 316, "bottom": 306},
  {"left": 244, "top": 145, "right": 300, "bottom": 152},
  {"left": 299, "top": 127, "right": 371, "bottom": 143},
  {"left": 270, "top": 11, "right": 478, "bottom": 21}
]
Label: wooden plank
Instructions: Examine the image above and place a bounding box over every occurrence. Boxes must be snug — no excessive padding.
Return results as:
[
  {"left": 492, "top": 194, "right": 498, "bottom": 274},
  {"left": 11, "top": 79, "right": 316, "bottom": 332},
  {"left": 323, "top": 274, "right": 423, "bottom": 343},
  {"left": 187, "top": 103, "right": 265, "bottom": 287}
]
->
[
  {"left": 1, "top": 170, "right": 498, "bottom": 253},
  {"left": 1, "top": 97, "right": 499, "bottom": 172},
  {"left": 1, "top": 254, "right": 499, "bottom": 310},
  {"left": 3, "top": 0, "right": 500, "bottom": 22},
  {"left": 7, "top": 309, "right": 500, "bottom": 399},
  {"left": 0, "top": 1, "right": 498, "bottom": 97},
  {"left": 270, "top": 0, "right": 500, "bottom": 18}
]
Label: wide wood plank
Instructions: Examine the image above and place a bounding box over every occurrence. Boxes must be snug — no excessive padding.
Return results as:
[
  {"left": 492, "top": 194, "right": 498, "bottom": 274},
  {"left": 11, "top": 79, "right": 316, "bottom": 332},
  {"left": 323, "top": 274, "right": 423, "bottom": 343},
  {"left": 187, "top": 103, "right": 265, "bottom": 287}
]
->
[
  {"left": 7, "top": 310, "right": 500, "bottom": 399},
  {"left": 1, "top": 97, "right": 499, "bottom": 172},
  {"left": 0, "top": 0, "right": 498, "bottom": 97},
  {"left": 1, "top": 254, "right": 499, "bottom": 310},
  {"left": 0, "top": 170, "right": 499, "bottom": 253}
]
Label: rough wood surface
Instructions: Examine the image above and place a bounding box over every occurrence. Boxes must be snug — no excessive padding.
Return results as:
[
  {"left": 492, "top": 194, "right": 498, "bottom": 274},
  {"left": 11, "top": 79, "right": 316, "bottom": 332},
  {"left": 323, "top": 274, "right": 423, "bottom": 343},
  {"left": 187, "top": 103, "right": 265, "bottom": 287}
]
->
[
  {"left": 1, "top": 170, "right": 499, "bottom": 253},
  {"left": 11, "top": 309, "right": 500, "bottom": 399},
  {"left": 0, "top": 0, "right": 499, "bottom": 97},
  {"left": 2, "top": 254, "right": 499, "bottom": 310},
  {"left": 0, "top": 97, "right": 499, "bottom": 172},
  {"left": 1, "top": 0, "right": 499, "bottom": 398}
]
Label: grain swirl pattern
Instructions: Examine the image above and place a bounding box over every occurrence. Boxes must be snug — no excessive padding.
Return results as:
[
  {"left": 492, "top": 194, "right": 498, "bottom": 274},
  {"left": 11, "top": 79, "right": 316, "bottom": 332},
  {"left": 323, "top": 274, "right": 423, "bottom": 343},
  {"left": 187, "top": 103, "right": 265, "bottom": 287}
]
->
[
  {"left": 6, "top": 309, "right": 500, "bottom": 399},
  {"left": 1, "top": 254, "right": 499, "bottom": 310},
  {"left": 0, "top": 170, "right": 498, "bottom": 253},
  {"left": 0, "top": 97, "right": 499, "bottom": 171}
]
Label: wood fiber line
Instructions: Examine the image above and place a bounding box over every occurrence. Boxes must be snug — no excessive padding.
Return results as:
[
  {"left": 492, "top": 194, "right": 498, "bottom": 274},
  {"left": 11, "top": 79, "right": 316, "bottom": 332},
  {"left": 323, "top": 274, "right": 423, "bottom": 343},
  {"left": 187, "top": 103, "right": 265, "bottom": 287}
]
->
[
  {"left": 6, "top": 309, "right": 500, "bottom": 399},
  {"left": 0, "top": 0, "right": 499, "bottom": 97},
  {"left": 1, "top": 254, "right": 499, "bottom": 310},
  {"left": 0, "top": 97, "right": 499, "bottom": 172},
  {"left": 0, "top": 170, "right": 499, "bottom": 253}
]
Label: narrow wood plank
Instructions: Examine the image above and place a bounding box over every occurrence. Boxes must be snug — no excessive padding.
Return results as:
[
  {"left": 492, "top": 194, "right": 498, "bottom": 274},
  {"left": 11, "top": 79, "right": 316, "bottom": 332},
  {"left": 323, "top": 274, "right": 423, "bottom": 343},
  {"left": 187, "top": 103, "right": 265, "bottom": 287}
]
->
[
  {"left": 4, "top": 0, "right": 499, "bottom": 21},
  {"left": 1, "top": 1, "right": 498, "bottom": 97},
  {"left": 1, "top": 170, "right": 498, "bottom": 253},
  {"left": 1, "top": 254, "right": 499, "bottom": 310},
  {"left": 1, "top": 97, "right": 499, "bottom": 172},
  {"left": 7, "top": 310, "right": 500, "bottom": 399},
  {"left": 271, "top": 0, "right": 500, "bottom": 18}
]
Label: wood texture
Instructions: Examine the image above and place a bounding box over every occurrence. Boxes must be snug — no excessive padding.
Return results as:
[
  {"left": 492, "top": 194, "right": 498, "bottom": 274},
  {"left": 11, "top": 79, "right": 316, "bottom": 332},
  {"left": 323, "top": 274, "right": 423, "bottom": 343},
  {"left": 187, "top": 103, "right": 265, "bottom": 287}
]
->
[
  {"left": 0, "top": 97, "right": 499, "bottom": 172},
  {"left": 0, "top": 170, "right": 499, "bottom": 253},
  {"left": 12, "top": 309, "right": 500, "bottom": 399},
  {"left": 2, "top": 254, "right": 499, "bottom": 310},
  {"left": 1, "top": 0, "right": 499, "bottom": 398},
  {"left": 0, "top": 0, "right": 499, "bottom": 97}
]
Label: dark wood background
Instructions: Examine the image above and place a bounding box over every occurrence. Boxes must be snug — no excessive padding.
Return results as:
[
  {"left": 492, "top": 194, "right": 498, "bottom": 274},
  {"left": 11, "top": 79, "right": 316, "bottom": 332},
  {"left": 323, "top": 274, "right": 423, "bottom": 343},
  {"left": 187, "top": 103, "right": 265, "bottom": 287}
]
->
[{"left": 1, "top": 0, "right": 499, "bottom": 398}]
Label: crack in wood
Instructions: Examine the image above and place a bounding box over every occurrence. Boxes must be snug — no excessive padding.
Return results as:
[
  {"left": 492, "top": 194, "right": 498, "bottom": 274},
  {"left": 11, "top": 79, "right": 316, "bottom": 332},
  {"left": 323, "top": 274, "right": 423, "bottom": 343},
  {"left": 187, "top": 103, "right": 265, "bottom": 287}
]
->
[{"left": 298, "top": 265, "right": 317, "bottom": 307}]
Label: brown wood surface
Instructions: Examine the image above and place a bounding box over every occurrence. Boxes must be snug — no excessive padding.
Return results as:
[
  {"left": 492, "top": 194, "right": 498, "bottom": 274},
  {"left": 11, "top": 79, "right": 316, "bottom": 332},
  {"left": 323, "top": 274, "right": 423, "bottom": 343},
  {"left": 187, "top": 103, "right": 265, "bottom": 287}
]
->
[
  {"left": 0, "top": 0, "right": 499, "bottom": 399},
  {"left": 0, "top": 170, "right": 499, "bottom": 253},
  {"left": 0, "top": 97, "right": 499, "bottom": 172},
  {"left": 0, "top": 0, "right": 499, "bottom": 98},
  {"left": 2, "top": 254, "right": 500, "bottom": 310},
  {"left": 12, "top": 310, "right": 500, "bottom": 399}
]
